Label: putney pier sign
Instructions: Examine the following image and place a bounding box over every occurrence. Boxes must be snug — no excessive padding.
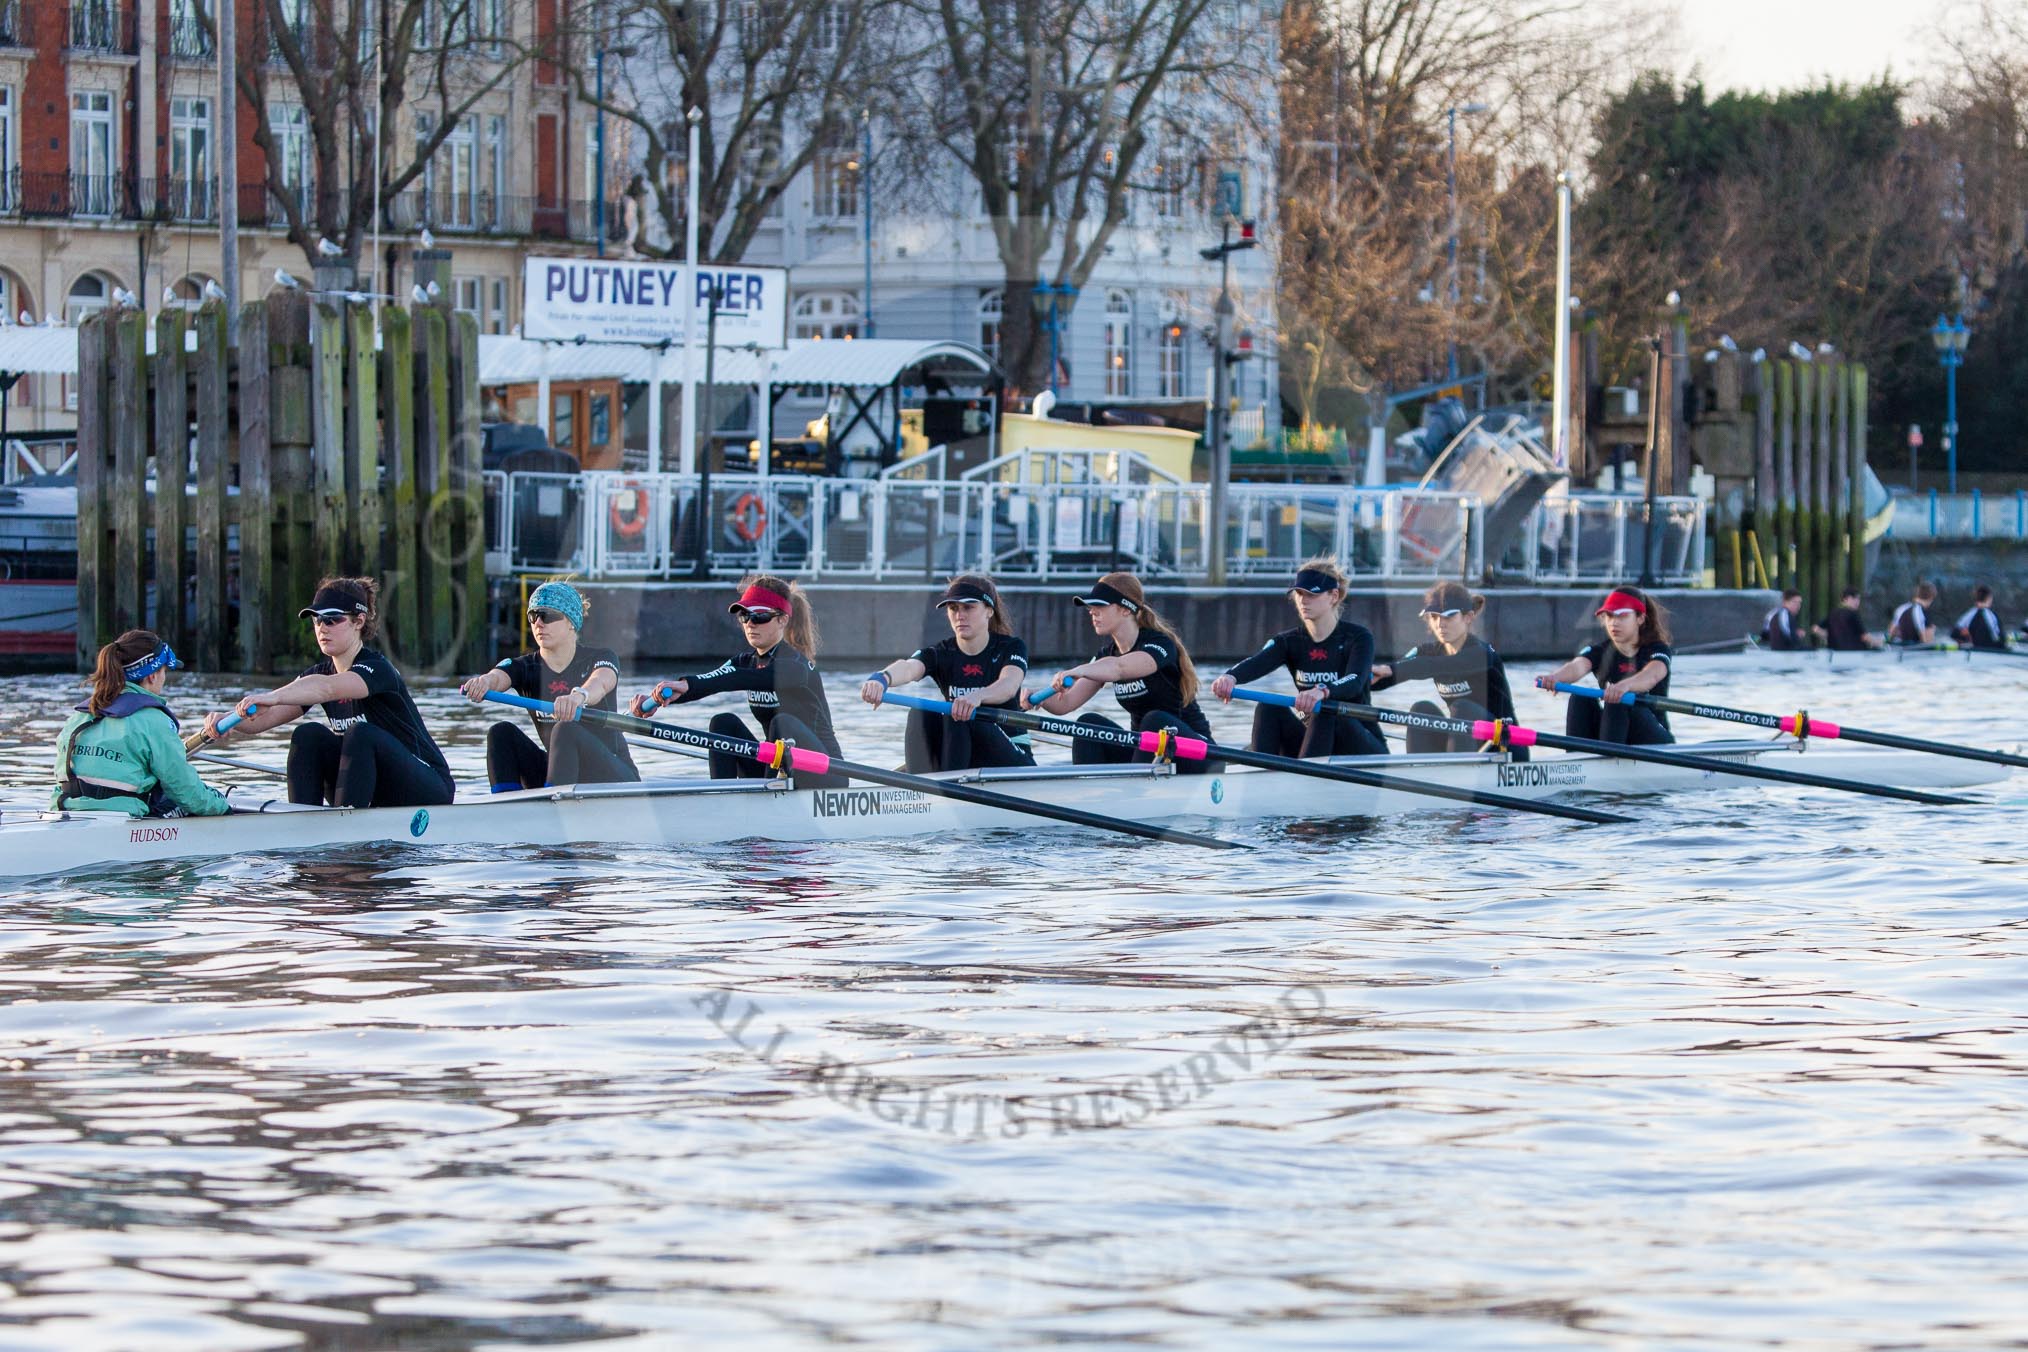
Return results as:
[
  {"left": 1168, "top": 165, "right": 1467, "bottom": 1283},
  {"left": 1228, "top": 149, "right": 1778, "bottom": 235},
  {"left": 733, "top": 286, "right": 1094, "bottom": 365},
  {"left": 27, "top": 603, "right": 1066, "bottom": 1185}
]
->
[{"left": 521, "top": 258, "right": 790, "bottom": 348}]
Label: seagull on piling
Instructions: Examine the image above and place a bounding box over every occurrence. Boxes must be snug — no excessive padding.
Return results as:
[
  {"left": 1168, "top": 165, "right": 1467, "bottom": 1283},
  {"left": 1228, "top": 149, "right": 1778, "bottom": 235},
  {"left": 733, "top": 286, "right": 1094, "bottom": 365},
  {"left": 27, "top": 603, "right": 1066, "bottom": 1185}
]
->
[
  {"left": 162, "top": 286, "right": 180, "bottom": 306},
  {"left": 16, "top": 310, "right": 30, "bottom": 326},
  {"left": 317, "top": 237, "right": 344, "bottom": 258},
  {"left": 411, "top": 284, "right": 430, "bottom": 304},
  {"left": 1787, "top": 341, "right": 1812, "bottom": 362},
  {"left": 112, "top": 287, "right": 139, "bottom": 308},
  {"left": 426, "top": 279, "right": 442, "bottom": 298},
  {"left": 275, "top": 268, "right": 304, "bottom": 290},
  {"left": 420, "top": 227, "right": 435, "bottom": 249},
  {"left": 1718, "top": 334, "right": 1738, "bottom": 352},
  {"left": 203, "top": 279, "right": 228, "bottom": 302}
]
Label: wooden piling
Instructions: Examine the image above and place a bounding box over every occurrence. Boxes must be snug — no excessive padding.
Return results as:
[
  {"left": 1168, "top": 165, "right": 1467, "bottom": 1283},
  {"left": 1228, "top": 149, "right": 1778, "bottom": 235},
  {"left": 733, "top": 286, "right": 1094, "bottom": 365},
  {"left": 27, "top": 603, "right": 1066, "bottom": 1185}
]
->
[
  {"left": 267, "top": 291, "right": 315, "bottom": 664},
  {"left": 413, "top": 302, "right": 454, "bottom": 667},
  {"left": 1830, "top": 360, "right": 1850, "bottom": 598},
  {"left": 1753, "top": 361, "right": 1775, "bottom": 588},
  {"left": 447, "top": 312, "right": 486, "bottom": 669},
  {"left": 309, "top": 300, "right": 349, "bottom": 584},
  {"left": 1813, "top": 362, "right": 1835, "bottom": 620},
  {"left": 1775, "top": 361, "right": 1796, "bottom": 591},
  {"left": 191, "top": 299, "right": 230, "bottom": 672},
  {"left": 345, "top": 303, "right": 382, "bottom": 584},
  {"left": 152, "top": 308, "right": 189, "bottom": 652},
  {"left": 74, "top": 317, "right": 109, "bottom": 667},
  {"left": 1849, "top": 364, "right": 1869, "bottom": 593},
  {"left": 237, "top": 300, "right": 273, "bottom": 673},
  {"left": 109, "top": 310, "right": 149, "bottom": 634},
  {"left": 379, "top": 307, "right": 421, "bottom": 662}
]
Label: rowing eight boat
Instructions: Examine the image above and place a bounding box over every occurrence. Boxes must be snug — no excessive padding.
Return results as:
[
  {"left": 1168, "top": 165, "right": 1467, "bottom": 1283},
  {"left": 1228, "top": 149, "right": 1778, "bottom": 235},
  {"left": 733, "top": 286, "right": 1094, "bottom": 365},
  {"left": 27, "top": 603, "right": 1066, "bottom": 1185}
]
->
[{"left": 0, "top": 738, "right": 2007, "bottom": 881}]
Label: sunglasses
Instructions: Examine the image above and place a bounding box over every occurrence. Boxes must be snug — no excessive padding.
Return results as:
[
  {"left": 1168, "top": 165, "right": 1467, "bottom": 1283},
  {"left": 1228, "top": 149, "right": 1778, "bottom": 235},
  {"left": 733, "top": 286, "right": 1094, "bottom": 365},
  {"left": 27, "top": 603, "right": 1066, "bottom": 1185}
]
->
[
  {"left": 732, "top": 606, "right": 784, "bottom": 624},
  {"left": 1597, "top": 607, "right": 1641, "bottom": 619},
  {"left": 1420, "top": 607, "right": 1464, "bottom": 618},
  {"left": 309, "top": 612, "right": 355, "bottom": 628},
  {"left": 528, "top": 608, "right": 565, "bottom": 625}
]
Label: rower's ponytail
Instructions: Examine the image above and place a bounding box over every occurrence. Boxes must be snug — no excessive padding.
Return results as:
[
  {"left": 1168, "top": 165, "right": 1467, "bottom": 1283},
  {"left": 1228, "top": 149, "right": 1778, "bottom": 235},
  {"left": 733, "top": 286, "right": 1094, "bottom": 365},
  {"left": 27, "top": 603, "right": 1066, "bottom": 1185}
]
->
[
  {"left": 746, "top": 573, "right": 820, "bottom": 658},
  {"left": 88, "top": 630, "right": 162, "bottom": 714},
  {"left": 1099, "top": 571, "right": 1198, "bottom": 705}
]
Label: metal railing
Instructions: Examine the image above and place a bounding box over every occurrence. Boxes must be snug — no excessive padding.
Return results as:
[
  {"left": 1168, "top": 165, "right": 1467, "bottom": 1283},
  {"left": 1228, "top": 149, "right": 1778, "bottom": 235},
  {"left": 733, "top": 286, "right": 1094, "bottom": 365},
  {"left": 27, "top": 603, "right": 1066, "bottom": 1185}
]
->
[
  {"left": 167, "top": 14, "right": 213, "bottom": 57},
  {"left": 67, "top": 1, "right": 135, "bottom": 51},
  {"left": 1884, "top": 490, "right": 2028, "bottom": 542},
  {"left": 1501, "top": 492, "right": 1706, "bottom": 586},
  {"left": 0, "top": 0, "right": 26, "bottom": 46},
  {"left": 477, "top": 473, "right": 1524, "bottom": 584}
]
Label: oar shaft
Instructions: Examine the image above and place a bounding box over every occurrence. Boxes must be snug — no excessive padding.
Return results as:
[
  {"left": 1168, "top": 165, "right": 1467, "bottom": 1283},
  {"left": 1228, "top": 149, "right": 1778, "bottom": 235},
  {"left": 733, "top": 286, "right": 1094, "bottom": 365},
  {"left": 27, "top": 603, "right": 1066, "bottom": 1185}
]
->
[
  {"left": 1240, "top": 687, "right": 1969, "bottom": 805},
  {"left": 183, "top": 704, "right": 257, "bottom": 753},
  {"left": 1560, "top": 683, "right": 2028, "bottom": 772},
  {"left": 485, "top": 692, "right": 1238, "bottom": 850},
  {"left": 192, "top": 751, "right": 288, "bottom": 779},
  {"left": 890, "top": 688, "right": 1628, "bottom": 824}
]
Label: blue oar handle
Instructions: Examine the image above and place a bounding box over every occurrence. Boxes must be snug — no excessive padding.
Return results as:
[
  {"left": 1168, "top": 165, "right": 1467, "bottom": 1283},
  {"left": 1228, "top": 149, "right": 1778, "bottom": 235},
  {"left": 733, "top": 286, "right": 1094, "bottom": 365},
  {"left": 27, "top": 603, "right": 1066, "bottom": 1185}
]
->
[
  {"left": 1228, "top": 688, "right": 1296, "bottom": 709},
  {"left": 877, "top": 690, "right": 949, "bottom": 715},
  {"left": 1554, "top": 681, "right": 1633, "bottom": 705},
  {"left": 486, "top": 690, "right": 552, "bottom": 714},
  {"left": 216, "top": 702, "right": 259, "bottom": 735}
]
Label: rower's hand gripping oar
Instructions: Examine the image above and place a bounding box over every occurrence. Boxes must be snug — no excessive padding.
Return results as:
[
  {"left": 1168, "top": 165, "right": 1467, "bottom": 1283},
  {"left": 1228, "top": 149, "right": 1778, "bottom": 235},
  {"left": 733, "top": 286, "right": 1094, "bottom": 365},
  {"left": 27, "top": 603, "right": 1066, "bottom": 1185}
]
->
[
  {"left": 183, "top": 704, "right": 257, "bottom": 754},
  {"left": 902, "top": 682, "right": 1629, "bottom": 825},
  {"left": 485, "top": 691, "right": 1241, "bottom": 850},
  {"left": 1558, "top": 682, "right": 2028, "bottom": 771},
  {"left": 1238, "top": 685, "right": 1966, "bottom": 805}
]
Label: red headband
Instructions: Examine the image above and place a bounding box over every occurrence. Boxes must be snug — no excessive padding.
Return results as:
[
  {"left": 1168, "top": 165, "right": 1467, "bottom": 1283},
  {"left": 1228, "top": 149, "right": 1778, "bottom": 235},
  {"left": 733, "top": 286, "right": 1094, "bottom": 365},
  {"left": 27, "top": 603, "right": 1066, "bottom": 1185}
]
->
[
  {"left": 1596, "top": 589, "right": 1646, "bottom": 616},
  {"left": 734, "top": 584, "right": 792, "bottom": 614}
]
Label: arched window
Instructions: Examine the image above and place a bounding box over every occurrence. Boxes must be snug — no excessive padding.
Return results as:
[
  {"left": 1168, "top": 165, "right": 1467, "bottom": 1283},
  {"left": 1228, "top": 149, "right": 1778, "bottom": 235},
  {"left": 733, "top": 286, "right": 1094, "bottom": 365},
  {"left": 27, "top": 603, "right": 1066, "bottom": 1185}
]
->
[
  {"left": 977, "top": 288, "right": 1002, "bottom": 362},
  {"left": 1103, "top": 289, "right": 1133, "bottom": 397},
  {"left": 0, "top": 270, "right": 29, "bottom": 326},
  {"left": 793, "top": 289, "right": 860, "bottom": 340},
  {"left": 1157, "top": 300, "right": 1186, "bottom": 400},
  {"left": 168, "top": 275, "right": 214, "bottom": 307},
  {"left": 66, "top": 273, "right": 113, "bottom": 325}
]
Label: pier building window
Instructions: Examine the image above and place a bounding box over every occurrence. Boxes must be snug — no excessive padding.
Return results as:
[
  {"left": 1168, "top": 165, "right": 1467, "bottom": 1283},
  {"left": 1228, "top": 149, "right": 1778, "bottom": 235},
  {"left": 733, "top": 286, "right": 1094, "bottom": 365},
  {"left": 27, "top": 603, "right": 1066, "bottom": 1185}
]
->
[
  {"left": 793, "top": 290, "right": 859, "bottom": 341},
  {"left": 1158, "top": 318, "right": 1185, "bottom": 398},
  {"left": 0, "top": 88, "right": 14, "bottom": 213},
  {"left": 977, "top": 289, "right": 1002, "bottom": 362},
  {"left": 813, "top": 135, "right": 859, "bottom": 220},
  {"left": 70, "top": 92, "right": 117, "bottom": 217},
  {"left": 1103, "top": 289, "right": 1133, "bottom": 397},
  {"left": 169, "top": 96, "right": 213, "bottom": 221},
  {"left": 268, "top": 102, "right": 311, "bottom": 213}
]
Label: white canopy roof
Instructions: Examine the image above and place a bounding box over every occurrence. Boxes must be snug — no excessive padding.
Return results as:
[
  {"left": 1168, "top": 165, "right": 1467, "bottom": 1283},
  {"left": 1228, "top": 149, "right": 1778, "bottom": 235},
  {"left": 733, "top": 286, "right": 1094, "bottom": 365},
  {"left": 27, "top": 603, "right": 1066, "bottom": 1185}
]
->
[
  {"left": 0, "top": 326, "right": 80, "bottom": 376},
  {"left": 476, "top": 335, "right": 994, "bottom": 389}
]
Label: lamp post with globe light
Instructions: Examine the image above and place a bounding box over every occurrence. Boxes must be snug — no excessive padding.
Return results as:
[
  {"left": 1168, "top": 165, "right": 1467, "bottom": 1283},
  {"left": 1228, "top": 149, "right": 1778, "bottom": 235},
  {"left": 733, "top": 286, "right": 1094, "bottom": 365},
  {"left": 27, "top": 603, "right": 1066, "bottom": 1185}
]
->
[{"left": 1930, "top": 313, "right": 1969, "bottom": 493}]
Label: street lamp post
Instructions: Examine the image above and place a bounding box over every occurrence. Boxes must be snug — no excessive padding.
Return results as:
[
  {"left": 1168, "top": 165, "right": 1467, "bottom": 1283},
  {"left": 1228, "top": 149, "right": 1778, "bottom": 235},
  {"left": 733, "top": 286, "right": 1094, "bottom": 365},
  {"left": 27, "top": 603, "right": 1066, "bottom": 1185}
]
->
[
  {"left": 860, "top": 110, "right": 874, "bottom": 337},
  {"left": 1930, "top": 313, "right": 1969, "bottom": 494},
  {"left": 1033, "top": 282, "right": 1078, "bottom": 396},
  {"left": 1445, "top": 102, "right": 1487, "bottom": 384}
]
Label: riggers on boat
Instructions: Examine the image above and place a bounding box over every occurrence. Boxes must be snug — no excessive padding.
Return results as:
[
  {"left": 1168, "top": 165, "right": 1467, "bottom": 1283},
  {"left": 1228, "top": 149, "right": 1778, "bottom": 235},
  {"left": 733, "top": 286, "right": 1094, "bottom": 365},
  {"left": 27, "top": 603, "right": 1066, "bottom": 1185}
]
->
[{"left": 0, "top": 739, "right": 2006, "bottom": 881}]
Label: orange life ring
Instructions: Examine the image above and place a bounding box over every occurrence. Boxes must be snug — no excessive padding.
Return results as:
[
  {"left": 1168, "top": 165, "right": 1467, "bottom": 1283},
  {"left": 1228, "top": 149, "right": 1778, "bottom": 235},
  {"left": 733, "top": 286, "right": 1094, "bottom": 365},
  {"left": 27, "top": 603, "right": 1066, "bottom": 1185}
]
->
[
  {"left": 609, "top": 480, "right": 650, "bottom": 539},
  {"left": 728, "top": 492, "right": 767, "bottom": 543}
]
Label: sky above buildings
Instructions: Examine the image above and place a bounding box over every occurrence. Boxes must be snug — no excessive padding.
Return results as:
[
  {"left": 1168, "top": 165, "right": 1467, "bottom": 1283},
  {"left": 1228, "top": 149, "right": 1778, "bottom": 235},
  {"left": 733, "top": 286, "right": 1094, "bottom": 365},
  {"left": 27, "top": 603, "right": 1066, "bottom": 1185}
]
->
[{"left": 1674, "top": 0, "right": 1956, "bottom": 94}]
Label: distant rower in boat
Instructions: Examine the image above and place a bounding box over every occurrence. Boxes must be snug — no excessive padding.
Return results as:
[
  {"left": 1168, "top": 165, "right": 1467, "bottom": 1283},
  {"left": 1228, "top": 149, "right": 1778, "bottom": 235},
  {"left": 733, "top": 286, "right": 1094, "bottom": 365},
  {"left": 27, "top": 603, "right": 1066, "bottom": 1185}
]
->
[
  {"left": 202, "top": 577, "right": 455, "bottom": 808},
  {"left": 1760, "top": 589, "right": 1810, "bottom": 650},
  {"left": 1888, "top": 582, "right": 1938, "bottom": 646},
  {"left": 1029, "top": 572, "right": 1215, "bottom": 774},
  {"left": 460, "top": 582, "right": 639, "bottom": 790},
  {"left": 1370, "top": 580, "right": 1526, "bottom": 759},
  {"left": 861, "top": 574, "right": 1035, "bottom": 772},
  {"left": 1813, "top": 587, "right": 1881, "bottom": 651},
  {"left": 1535, "top": 585, "right": 1675, "bottom": 745},
  {"left": 1209, "top": 557, "right": 1387, "bottom": 758},
  {"left": 633, "top": 574, "right": 846, "bottom": 787},
  {"left": 1952, "top": 585, "right": 2009, "bottom": 650},
  {"left": 52, "top": 630, "right": 230, "bottom": 817}
]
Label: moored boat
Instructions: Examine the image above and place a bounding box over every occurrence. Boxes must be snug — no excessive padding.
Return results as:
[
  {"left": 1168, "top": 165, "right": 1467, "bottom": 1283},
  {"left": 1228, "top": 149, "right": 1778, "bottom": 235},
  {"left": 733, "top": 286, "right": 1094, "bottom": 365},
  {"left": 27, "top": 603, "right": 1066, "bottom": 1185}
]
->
[{"left": 0, "top": 738, "right": 2007, "bottom": 881}]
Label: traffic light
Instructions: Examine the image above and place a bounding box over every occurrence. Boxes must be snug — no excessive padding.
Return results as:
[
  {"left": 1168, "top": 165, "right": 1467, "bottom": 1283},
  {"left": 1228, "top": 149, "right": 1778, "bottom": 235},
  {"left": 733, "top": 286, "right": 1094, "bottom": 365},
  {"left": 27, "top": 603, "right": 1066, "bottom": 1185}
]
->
[
  {"left": 1199, "top": 218, "right": 1259, "bottom": 261},
  {"left": 1223, "top": 330, "right": 1255, "bottom": 365}
]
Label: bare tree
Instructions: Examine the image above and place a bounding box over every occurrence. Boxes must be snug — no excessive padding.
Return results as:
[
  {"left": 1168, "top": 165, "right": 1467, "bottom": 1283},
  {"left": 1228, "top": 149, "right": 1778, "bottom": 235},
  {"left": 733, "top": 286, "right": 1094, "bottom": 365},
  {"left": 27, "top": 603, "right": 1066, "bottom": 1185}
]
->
[
  {"left": 195, "top": 0, "right": 544, "bottom": 269},
  {"left": 889, "top": 0, "right": 1257, "bottom": 395},
  {"left": 573, "top": 0, "right": 896, "bottom": 263}
]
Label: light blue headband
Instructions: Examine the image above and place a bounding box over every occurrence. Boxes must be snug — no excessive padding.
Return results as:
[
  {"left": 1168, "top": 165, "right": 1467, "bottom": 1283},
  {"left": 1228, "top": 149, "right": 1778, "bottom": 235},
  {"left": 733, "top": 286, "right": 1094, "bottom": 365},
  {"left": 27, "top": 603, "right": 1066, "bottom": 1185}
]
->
[{"left": 528, "top": 582, "right": 586, "bottom": 631}]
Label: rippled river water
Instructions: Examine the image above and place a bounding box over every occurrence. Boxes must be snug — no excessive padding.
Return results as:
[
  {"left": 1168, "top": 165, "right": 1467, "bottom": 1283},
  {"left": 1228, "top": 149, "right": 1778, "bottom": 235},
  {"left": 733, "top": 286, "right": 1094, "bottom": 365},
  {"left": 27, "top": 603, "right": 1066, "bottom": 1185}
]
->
[{"left": 1, "top": 652, "right": 2025, "bottom": 1350}]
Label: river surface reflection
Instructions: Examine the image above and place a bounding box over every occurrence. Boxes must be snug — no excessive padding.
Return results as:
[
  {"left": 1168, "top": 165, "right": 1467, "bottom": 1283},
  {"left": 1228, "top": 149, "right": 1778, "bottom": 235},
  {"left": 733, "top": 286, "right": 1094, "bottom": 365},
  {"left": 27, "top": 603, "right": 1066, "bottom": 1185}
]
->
[{"left": 1, "top": 653, "right": 2025, "bottom": 1348}]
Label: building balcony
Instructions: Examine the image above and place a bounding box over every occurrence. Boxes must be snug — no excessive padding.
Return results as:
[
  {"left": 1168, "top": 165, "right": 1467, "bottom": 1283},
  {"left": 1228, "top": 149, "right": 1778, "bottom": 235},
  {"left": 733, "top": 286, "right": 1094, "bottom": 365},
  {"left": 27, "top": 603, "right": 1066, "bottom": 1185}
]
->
[
  {"left": 0, "top": 0, "right": 28, "bottom": 47},
  {"left": 385, "top": 189, "right": 626, "bottom": 245},
  {"left": 168, "top": 15, "right": 214, "bottom": 59},
  {"left": 66, "top": 2, "right": 137, "bottom": 54}
]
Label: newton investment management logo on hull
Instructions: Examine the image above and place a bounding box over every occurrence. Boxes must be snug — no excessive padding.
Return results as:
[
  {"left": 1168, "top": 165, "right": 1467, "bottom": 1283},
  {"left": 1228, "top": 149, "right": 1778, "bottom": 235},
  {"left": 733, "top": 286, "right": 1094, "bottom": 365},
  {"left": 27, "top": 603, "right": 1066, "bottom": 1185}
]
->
[{"left": 521, "top": 258, "right": 790, "bottom": 349}]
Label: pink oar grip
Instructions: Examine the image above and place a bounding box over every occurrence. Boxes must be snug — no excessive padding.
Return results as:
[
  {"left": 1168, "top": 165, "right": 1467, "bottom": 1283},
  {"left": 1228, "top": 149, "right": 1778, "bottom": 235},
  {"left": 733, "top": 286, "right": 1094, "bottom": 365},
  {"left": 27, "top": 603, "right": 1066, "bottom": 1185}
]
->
[
  {"left": 1136, "top": 730, "right": 1210, "bottom": 760},
  {"left": 1778, "top": 715, "right": 1842, "bottom": 739},
  {"left": 1470, "top": 720, "right": 1538, "bottom": 747},
  {"left": 752, "top": 742, "right": 834, "bottom": 775}
]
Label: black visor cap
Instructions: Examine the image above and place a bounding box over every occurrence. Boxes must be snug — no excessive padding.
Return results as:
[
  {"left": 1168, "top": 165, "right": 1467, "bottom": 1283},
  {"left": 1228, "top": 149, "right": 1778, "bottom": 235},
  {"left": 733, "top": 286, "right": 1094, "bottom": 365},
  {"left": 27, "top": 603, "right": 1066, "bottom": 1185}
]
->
[
  {"left": 936, "top": 581, "right": 995, "bottom": 609},
  {"left": 1291, "top": 567, "right": 1339, "bottom": 594},
  {"left": 1071, "top": 580, "right": 1139, "bottom": 613},
  {"left": 297, "top": 583, "right": 369, "bottom": 619}
]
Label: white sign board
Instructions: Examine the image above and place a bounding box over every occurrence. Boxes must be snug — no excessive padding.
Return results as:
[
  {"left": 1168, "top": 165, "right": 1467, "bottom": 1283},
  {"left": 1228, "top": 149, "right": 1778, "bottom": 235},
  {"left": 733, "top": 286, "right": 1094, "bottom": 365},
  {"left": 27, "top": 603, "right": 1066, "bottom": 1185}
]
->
[{"left": 521, "top": 258, "right": 789, "bottom": 349}]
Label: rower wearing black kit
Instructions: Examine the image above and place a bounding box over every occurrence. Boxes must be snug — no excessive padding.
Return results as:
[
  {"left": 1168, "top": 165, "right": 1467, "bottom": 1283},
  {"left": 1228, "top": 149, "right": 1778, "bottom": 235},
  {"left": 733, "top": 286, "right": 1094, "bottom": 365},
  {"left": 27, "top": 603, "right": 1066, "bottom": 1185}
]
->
[
  {"left": 1209, "top": 557, "right": 1387, "bottom": 757},
  {"left": 633, "top": 573, "right": 846, "bottom": 788},
  {"left": 1029, "top": 571, "right": 1215, "bottom": 774},
  {"left": 1534, "top": 585, "right": 1676, "bottom": 745},
  {"left": 1371, "top": 580, "right": 1526, "bottom": 759},
  {"left": 861, "top": 574, "right": 1035, "bottom": 773},
  {"left": 203, "top": 577, "right": 455, "bottom": 809},
  {"left": 1953, "top": 585, "right": 2008, "bottom": 650}
]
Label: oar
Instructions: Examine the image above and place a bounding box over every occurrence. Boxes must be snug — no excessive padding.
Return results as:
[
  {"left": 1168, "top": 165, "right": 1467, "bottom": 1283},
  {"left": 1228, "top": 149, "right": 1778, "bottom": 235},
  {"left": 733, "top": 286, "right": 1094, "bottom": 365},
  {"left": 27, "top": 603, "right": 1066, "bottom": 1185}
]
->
[
  {"left": 483, "top": 691, "right": 1240, "bottom": 851},
  {"left": 1235, "top": 687, "right": 1971, "bottom": 806},
  {"left": 183, "top": 704, "right": 257, "bottom": 753},
  {"left": 192, "top": 751, "right": 288, "bottom": 779},
  {"left": 888, "top": 687, "right": 1629, "bottom": 825},
  {"left": 1306, "top": 689, "right": 1954, "bottom": 802},
  {"left": 1557, "top": 682, "right": 2028, "bottom": 771}
]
